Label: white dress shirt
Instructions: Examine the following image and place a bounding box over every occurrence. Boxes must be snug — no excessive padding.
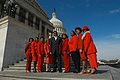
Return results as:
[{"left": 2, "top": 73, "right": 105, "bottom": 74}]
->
[{"left": 54, "top": 36, "right": 58, "bottom": 41}]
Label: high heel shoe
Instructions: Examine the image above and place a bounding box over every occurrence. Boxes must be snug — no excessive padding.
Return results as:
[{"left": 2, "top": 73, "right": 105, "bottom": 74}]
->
[
  {"left": 78, "top": 70, "right": 85, "bottom": 74},
  {"left": 33, "top": 69, "right": 37, "bottom": 73},
  {"left": 90, "top": 69, "right": 97, "bottom": 74},
  {"left": 86, "top": 69, "right": 91, "bottom": 73},
  {"left": 26, "top": 70, "right": 30, "bottom": 73}
]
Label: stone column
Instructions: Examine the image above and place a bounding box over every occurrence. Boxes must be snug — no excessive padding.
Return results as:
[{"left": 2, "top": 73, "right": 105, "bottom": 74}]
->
[
  {"left": 25, "top": 12, "right": 28, "bottom": 25},
  {"left": 45, "top": 24, "right": 48, "bottom": 38},
  {"left": 39, "top": 20, "right": 42, "bottom": 36},
  {"left": 0, "top": 3, "right": 2, "bottom": 18},
  {"left": 15, "top": 6, "right": 20, "bottom": 20},
  {"left": 33, "top": 16, "right": 36, "bottom": 28}
]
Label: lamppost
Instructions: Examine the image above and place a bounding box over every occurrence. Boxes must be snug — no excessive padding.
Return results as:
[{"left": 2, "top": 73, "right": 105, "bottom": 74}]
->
[{"left": 2, "top": 0, "right": 18, "bottom": 18}]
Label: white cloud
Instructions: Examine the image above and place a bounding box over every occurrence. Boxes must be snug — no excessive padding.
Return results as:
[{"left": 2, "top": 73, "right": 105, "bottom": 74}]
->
[
  {"left": 96, "top": 34, "right": 120, "bottom": 60},
  {"left": 96, "top": 40, "right": 120, "bottom": 60},
  {"left": 111, "top": 34, "right": 120, "bottom": 39},
  {"left": 105, "top": 34, "right": 120, "bottom": 39},
  {"left": 109, "top": 8, "right": 120, "bottom": 14}
]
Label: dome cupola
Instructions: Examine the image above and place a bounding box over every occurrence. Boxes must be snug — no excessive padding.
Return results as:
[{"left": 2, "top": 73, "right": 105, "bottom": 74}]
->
[{"left": 49, "top": 9, "right": 66, "bottom": 36}]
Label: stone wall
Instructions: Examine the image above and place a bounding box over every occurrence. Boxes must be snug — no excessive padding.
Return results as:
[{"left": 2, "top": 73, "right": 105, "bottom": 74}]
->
[
  {"left": 0, "top": 0, "right": 54, "bottom": 71},
  {"left": 0, "top": 16, "right": 38, "bottom": 70},
  {"left": 0, "top": 17, "right": 8, "bottom": 71}
]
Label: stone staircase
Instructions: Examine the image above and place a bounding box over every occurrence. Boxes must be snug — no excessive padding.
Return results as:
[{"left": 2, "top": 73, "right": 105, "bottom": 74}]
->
[
  {"left": 3, "top": 59, "right": 45, "bottom": 72},
  {"left": 3, "top": 57, "right": 75, "bottom": 72},
  {"left": 0, "top": 59, "right": 114, "bottom": 80}
]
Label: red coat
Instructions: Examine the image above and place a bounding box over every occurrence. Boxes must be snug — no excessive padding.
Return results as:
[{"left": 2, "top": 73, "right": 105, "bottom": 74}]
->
[
  {"left": 44, "top": 41, "right": 50, "bottom": 55},
  {"left": 77, "top": 34, "right": 87, "bottom": 61},
  {"left": 62, "top": 38, "right": 70, "bottom": 72},
  {"left": 77, "top": 34, "right": 83, "bottom": 50},
  {"left": 83, "top": 32, "right": 97, "bottom": 55},
  {"left": 25, "top": 42, "right": 31, "bottom": 54},
  {"left": 25, "top": 42, "right": 32, "bottom": 61},
  {"left": 37, "top": 41, "right": 45, "bottom": 56},
  {"left": 62, "top": 38, "right": 69, "bottom": 53},
  {"left": 68, "top": 35, "right": 78, "bottom": 53},
  {"left": 37, "top": 41, "right": 44, "bottom": 72},
  {"left": 44, "top": 41, "right": 52, "bottom": 64},
  {"left": 31, "top": 41, "right": 38, "bottom": 61}
]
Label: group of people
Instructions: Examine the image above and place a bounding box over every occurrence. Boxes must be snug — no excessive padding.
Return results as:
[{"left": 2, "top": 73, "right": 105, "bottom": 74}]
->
[{"left": 25, "top": 26, "right": 98, "bottom": 74}]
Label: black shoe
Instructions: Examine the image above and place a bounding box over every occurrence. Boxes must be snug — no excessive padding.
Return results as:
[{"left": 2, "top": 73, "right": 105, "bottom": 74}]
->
[
  {"left": 51, "top": 70, "right": 57, "bottom": 73},
  {"left": 46, "top": 70, "right": 51, "bottom": 72},
  {"left": 73, "top": 70, "right": 79, "bottom": 73},
  {"left": 59, "top": 71, "right": 62, "bottom": 73},
  {"left": 33, "top": 70, "right": 37, "bottom": 73}
]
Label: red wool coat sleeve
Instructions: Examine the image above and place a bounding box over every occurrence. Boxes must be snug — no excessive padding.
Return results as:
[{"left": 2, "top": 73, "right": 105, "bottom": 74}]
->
[
  {"left": 77, "top": 34, "right": 83, "bottom": 50},
  {"left": 25, "top": 43, "right": 30, "bottom": 53},
  {"left": 83, "top": 33, "right": 97, "bottom": 54},
  {"left": 31, "top": 42, "right": 35, "bottom": 55},
  {"left": 37, "top": 42, "right": 41, "bottom": 55},
  {"left": 38, "top": 42, "right": 44, "bottom": 55},
  {"left": 62, "top": 38, "right": 69, "bottom": 53},
  {"left": 83, "top": 33, "right": 91, "bottom": 52},
  {"left": 44, "top": 43, "right": 47, "bottom": 55},
  {"left": 72, "top": 36, "right": 78, "bottom": 52},
  {"left": 31, "top": 41, "right": 38, "bottom": 62},
  {"left": 69, "top": 35, "right": 78, "bottom": 52},
  {"left": 44, "top": 42, "right": 51, "bottom": 55}
]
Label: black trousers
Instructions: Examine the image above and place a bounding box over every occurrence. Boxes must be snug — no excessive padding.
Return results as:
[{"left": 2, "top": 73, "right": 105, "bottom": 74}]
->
[
  {"left": 52, "top": 50, "right": 62, "bottom": 72},
  {"left": 71, "top": 51, "right": 80, "bottom": 72}
]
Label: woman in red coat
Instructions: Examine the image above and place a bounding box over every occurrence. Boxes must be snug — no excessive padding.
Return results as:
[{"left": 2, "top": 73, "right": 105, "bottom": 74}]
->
[
  {"left": 31, "top": 37, "right": 39, "bottom": 72},
  {"left": 62, "top": 34, "right": 70, "bottom": 73},
  {"left": 44, "top": 39, "right": 52, "bottom": 72},
  {"left": 82, "top": 26, "right": 98, "bottom": 74},
  {"left": 37, "top": 37, "right": 45, "bottom": 73},
  {"left": 68, "top": 31, "right": 80, "bottom": 73},
  {"left": 75, "top": 27, "right": 87, "bottom": 74},
  {"left": 25, "top": 38, "right": 34, "bottom": 73}
]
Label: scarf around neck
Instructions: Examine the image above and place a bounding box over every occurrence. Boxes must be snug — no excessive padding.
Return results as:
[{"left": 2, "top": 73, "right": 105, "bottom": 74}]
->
[{"left": 82, "top": 31, "right": 90, "bottom": 40}]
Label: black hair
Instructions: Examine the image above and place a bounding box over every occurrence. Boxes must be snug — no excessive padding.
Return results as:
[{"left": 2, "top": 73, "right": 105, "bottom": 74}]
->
[
  {"left": 62, "top": 33, "right": 68, "bottom": 38},
  {"left": 40, "top": 36, "right": 44, "bottom": 39},
  {"left": 53, "top": 31, "right": 58, "bottom": 34},
  {"left": 71, "top": 30, "right": 76, "bottom": 35},
  {"left": 35, "top": 37, "right": 39, "bottom": 40},
  {"left": 29, "top": 38, "right": 34, "bottom": 42},
  {"left": 45, "top": 38, "right": 50, "bottom": 43},
  {"left": 75, "top": 27, "right": 82, "bottom": 32}
]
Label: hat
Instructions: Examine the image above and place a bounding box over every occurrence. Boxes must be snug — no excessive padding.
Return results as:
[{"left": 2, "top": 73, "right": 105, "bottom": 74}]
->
[{"left": 82, "top": 26, "right": 90, "bottom": 31}]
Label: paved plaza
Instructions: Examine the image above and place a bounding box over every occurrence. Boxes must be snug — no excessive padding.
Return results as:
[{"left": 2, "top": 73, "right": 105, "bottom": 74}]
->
[{"left": 0, "top": 59, "right": 120, "bottom": 80}]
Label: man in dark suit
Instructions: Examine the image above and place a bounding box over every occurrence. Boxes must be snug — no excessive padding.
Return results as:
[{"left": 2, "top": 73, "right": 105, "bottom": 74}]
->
[{"left": 50, "top": 31, "right": 62, "bottom": 72}]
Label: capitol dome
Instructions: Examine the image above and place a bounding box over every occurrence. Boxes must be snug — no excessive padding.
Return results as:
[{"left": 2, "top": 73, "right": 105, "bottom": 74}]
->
[
  {"left": 49, "top": 12, "right": 63, "bottom": 28},
  {"left": 49, "top": 10, "right": 66, "bottom": 36}
]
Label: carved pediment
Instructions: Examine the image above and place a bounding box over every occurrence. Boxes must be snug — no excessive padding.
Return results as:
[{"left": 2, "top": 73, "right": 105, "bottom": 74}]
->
[
  {"left": 30, "top": 0, "right": 35, "bottom": 2},
  {"left": 27, "top": 0, "right": 42, "bottom": 10},
  {"left": 25, "top": 0, "right": 48, "bottom": 17}
]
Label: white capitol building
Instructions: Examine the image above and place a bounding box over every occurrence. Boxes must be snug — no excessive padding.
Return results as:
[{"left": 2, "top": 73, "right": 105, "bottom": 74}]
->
[{"left": 49, "top": 10, "right": 66, "bottom": 36}]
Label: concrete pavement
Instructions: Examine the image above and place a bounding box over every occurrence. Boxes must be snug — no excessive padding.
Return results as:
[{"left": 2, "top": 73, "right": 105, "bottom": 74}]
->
[{"left": 0, "top": 60, "right": 119, "bottom": 80}]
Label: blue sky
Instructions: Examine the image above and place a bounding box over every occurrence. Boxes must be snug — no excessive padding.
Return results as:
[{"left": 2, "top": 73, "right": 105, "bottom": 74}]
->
[{"left": 36, "top": 0, "right": 120, "bottom": 60}]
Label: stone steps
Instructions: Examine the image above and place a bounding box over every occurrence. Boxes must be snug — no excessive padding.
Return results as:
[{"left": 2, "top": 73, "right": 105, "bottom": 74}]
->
[
  {"left": 3, "top": 56, "right": 75, "bottom": 72},
  {"left": 1, "top": 59, "right": 113, "bottom": 80},
  {"left": 3, "top": 59, "right": 75, "bottom": 72}
]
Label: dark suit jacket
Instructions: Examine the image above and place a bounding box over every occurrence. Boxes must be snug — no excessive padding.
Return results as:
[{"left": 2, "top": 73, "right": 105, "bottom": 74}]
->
[{"left": 50, "top": 36, "right": 62, "bottom": 54}]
